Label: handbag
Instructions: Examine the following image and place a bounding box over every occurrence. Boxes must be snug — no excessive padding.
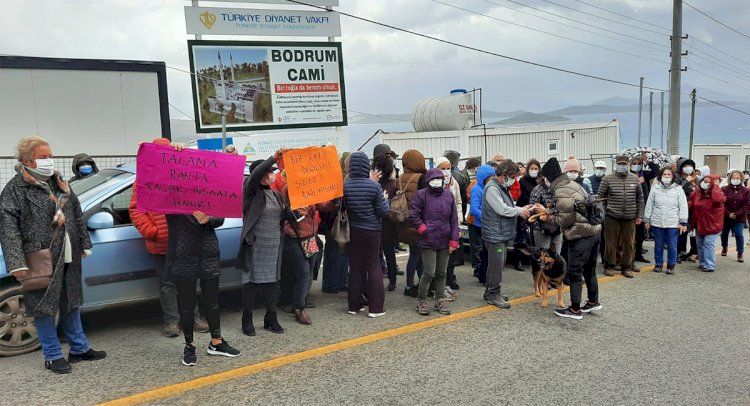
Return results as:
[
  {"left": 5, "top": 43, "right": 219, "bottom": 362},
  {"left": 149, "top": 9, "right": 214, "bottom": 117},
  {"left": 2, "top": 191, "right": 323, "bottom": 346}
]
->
[
  {"left": 299, "top": 236, "right": 320, "bottom": 258},
  {"left": 330, "top": 199, "right": 350, "bottom": 247},
  {"left": 19, "top": 225, "right": 61, "bottom": 292}
]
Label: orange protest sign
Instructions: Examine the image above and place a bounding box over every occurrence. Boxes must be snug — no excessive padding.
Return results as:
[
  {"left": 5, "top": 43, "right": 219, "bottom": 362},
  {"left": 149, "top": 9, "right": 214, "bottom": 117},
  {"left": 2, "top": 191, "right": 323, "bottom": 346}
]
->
[{"left": 284, "top": 146, "right": 344, "bottom": 209}]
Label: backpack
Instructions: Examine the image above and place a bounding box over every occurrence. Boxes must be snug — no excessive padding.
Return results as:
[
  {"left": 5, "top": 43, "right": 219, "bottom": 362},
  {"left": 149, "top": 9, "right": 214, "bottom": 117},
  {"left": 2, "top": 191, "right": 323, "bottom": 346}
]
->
[{"left": 387, "top": 177, "right": 415, "bottom": 223}]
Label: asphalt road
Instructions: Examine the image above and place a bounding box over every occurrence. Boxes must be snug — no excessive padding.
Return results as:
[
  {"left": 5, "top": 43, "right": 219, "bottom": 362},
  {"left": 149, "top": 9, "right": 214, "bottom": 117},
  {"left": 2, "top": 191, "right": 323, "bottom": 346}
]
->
[{"left": 4, "top": 240, "right": 749, "bottom": 406}]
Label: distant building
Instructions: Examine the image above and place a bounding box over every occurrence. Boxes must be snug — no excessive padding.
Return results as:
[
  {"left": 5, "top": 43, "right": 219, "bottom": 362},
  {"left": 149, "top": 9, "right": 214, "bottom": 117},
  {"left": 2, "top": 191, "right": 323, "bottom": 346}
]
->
[{"left": 206, "top": 52, "right": 266, "bottom": 122}]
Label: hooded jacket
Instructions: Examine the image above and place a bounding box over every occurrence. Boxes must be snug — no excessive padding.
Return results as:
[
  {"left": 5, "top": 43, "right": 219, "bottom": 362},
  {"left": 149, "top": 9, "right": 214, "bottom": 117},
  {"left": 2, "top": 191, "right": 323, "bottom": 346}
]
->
[
  {"left": 644, "top": 180, "right": 689, "bottom": 228},
  {"left": 689, "top": 175, "right": 726, "bottom": 235},
  {"left": 344, "top": 152, "right": 389, "bottom": 231},
  {"left": 409, "top": 169, "right": 459, "bottom": 250},
  {"left": 721, "top": 179, "right": 750, "bottom": 224},
  {"left": 550, "top": 174, "right": 601, "bottom": 240},
  {"left": 69, "top": 153, "right": 99, "bottom": 182},
  {"left": 398, "top": 150, "right": 427, "bottom": 244},
  {"left": 469, "top": 165, "right": 496, "bottom": 229},
  {"left": 674, "top": 157, "right": 696, "bottom": 185},
  {"left": 129, "top": 138, "right": 171, "bottom": 255}
]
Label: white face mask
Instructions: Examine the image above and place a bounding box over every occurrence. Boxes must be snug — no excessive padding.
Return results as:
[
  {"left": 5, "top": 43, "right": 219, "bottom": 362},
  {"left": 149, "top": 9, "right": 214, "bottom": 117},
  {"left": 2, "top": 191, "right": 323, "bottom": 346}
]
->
[
  {"left": 502, "top": 177, "right": 515, "bottom": 187},
  {"left": 440, "top": 169, "right": 451, "bottom": 181},
  {"left": 730, "top": 179, "right": 741, "bottom": 186},
  {"left": 661, "top": 177, "right": 672, "bottom": 185},
  {"left": 594, "top": 169, "right": 605, "bottom": 177},
  {"left": 428, "top": 178, "right": 444, "bottom": 188},
  {"left": 34, "top": 158, "right": 55, "bottom": 176},
  {"left": 744, "top": 174, "right": 750, "bottom": 180},
  {"left": 529, "top": 170, "right": 538, "bottom": 178},
  {"left": 682, "top": 166, "right": 694, "bottom": 175},
  {"left": 700, "top": 181, "right": 710, "bottom": 190},
  {"left": 567, "top": 172, "right": 578, "bottom": 181}
]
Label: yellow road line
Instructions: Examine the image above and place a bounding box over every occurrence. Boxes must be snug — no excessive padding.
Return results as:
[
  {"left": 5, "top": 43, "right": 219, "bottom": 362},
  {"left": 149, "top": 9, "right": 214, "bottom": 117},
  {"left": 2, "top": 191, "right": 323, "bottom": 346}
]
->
[{"left": 99, "top": 266, "right": 653, "bottom": 406}]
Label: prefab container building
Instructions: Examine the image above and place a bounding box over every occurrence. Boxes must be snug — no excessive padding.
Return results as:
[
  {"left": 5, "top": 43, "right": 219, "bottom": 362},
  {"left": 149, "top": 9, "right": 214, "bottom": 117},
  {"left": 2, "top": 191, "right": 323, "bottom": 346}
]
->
[
  {"left": 691, "top": 144, "right": 750, "bottom": 176},
  {"left": 380, "top": 121, "right": 620, "bottom": 171}
]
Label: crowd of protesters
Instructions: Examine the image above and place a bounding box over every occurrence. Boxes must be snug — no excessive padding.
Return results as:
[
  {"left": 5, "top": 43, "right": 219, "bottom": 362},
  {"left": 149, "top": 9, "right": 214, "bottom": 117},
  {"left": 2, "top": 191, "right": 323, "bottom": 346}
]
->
[{"left": 2, "top": 136, "right": 749, "bottom": 373}]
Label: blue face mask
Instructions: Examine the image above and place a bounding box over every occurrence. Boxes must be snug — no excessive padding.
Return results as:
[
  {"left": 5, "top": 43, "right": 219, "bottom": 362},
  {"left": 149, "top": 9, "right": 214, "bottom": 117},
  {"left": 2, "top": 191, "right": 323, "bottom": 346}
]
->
[{"left": 79, "top": 165, "right": 93, "bottom": 175}]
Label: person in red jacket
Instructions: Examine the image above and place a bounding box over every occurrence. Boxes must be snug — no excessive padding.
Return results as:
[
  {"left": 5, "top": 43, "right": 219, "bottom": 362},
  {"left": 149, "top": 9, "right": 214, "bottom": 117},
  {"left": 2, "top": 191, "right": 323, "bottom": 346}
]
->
[
  {"left": 129, "top": 138, "right": 207, "bottom": 337},
  {"left": 721, "top": 170, "right": 750, "bottom": 262},
  {"left": 689, "top": 174, "right": 726, "bottom": 272}
]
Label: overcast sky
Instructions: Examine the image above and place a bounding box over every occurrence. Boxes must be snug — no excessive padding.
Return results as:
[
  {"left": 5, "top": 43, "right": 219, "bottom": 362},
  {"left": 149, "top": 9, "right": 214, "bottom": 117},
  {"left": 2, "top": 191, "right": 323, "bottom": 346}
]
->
[{"left": 2, "top": 0, "right": 749, "bottom": 118}]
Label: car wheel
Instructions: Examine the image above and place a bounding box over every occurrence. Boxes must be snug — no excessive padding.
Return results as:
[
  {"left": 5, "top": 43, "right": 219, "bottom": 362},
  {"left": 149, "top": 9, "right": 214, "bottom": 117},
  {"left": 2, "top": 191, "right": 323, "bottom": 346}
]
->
[{"left": 0, "top": 283, "right": 40, "bottom": 356}]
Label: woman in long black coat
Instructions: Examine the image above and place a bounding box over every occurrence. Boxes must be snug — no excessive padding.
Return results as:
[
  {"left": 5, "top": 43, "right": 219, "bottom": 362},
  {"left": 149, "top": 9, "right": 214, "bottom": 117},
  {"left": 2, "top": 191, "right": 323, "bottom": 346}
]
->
[{"left": 0, "top": 136, "right": 105, "bottom": 374}]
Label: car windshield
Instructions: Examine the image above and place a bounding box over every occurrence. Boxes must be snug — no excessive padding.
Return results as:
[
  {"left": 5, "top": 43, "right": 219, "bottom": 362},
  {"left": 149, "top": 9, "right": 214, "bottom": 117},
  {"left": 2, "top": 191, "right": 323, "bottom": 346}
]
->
[{"left": 71, "top": 169, "right": 133, "bottom": 202}]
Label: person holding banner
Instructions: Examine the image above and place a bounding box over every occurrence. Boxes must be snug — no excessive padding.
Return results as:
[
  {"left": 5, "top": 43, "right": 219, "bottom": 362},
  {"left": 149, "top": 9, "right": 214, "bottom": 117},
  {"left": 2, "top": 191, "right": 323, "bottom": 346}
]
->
[
  {"left": 343, "top": 152, "right": 390, "bottom": 318},
  {"left": 237, "top": 151, "right": 291, "bottom": 337}
]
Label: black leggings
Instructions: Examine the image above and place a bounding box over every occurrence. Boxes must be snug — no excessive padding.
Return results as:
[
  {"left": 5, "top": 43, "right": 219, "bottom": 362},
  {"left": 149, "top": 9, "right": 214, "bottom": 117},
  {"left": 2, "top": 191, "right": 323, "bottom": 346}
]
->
[
  {"left": 242, "top": 282, "right": 278, "bottom": 314},
  {"left": 175, "top": 277, "right": 221, "bottom": 345}
]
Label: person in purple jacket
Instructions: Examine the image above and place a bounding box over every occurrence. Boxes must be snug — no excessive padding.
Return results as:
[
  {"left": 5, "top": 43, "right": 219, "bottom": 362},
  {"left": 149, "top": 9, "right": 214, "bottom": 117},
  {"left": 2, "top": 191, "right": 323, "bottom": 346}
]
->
[{"left": 410, "top": 169, "right": 460, "bottom": 316}]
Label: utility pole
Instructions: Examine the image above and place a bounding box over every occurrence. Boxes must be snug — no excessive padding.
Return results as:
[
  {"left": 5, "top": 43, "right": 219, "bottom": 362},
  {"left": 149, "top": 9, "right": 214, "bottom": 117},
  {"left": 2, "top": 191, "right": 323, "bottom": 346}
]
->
[
  {"left": 648, "top": 92, "right": 653, "bottom": 147},
  {"left": 637, "top": 76, "right": 644, "bottom": 147},
  {"left": 688, "top": 89, "right": 697, "bottom": 159},
  {"left": 660, "top": 92, "right": 665, "bottom": 150},
  {"left": 668, "top": 0, "right": 686, "bottom": 155}
]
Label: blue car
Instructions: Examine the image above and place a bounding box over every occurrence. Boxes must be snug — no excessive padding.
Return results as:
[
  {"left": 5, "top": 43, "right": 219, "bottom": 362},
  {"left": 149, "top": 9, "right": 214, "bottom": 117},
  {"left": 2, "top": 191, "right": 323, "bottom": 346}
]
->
[{"left": 0, "top": 164, "right": 245, "bottom": 356}]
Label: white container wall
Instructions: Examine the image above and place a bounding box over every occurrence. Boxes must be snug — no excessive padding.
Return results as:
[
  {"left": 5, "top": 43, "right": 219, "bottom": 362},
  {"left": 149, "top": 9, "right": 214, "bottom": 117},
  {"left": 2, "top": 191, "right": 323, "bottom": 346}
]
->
[
  {"left": 381, "top": 122, "right": 619, "bottom": 172},
  {"left": 691, "top": 144, "right": 750, "bottom": 175}
]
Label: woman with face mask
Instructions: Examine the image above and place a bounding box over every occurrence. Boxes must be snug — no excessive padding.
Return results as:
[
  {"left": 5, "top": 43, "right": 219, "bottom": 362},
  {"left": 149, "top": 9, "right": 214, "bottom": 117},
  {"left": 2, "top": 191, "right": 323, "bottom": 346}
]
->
[
  {"left": 689, "top": 174, "right": 726, "bottom": 272},
  {"left": 409, "top": 168, "right": 460, "bottom": 316},
  {"left": 435, "top": 157, "right": 463, "bottom": 291},
  {"left": 0, "top": 136, "right": 105, "bottom": 374},
  {"left": 238, "top": 150, "right": 292, "bottom": 337},
  {"left": 720, "top": 170, "right": 750, "bottom": 263},
  {"left": 643, "top": 168, "right": 689, "bottom": 274}
]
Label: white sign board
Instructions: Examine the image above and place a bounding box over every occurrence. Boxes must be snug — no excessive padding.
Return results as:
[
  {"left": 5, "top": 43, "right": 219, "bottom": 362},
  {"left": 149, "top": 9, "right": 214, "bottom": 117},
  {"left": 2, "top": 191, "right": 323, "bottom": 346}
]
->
[
  {"left": 210, "top": 0, "right": 339, "bottom": 6},
  {"left": 188, "top": 40, "right": 347, "bottom": 133},
  {"left": 185, "top": 6, "right": 340, "bottom": 37},
  {"left": 233, "top": 130, "right": 349, "bottom": 160}
]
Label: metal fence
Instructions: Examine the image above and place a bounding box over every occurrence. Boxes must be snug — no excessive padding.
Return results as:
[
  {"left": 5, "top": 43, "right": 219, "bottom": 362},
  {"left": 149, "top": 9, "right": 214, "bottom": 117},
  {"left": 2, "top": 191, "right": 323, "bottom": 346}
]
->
[{"left": 0, "top": 155, "right": 137, "bottom": 190}]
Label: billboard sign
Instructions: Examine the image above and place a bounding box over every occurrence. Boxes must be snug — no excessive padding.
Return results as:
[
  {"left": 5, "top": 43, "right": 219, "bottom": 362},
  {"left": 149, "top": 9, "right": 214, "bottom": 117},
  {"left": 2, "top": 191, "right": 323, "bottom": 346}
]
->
[
  {"left": 213, "top": 0, "right": 339, "bottom": 5},
  {"left": 232, "top": 130, "right": 349, "bottom": 159},
  {"left": 188, "top": 40, "right": 347, "bottom": 133},
  {"left": 184, "top": 6, "right": 341, "bottom": 37}
]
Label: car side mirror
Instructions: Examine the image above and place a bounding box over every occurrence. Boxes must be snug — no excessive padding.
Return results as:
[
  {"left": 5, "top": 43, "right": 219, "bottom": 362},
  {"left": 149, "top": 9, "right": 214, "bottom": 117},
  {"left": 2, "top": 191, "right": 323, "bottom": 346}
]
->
[{"left": 87, "top": 212, "right": 114, "bottom": 230}]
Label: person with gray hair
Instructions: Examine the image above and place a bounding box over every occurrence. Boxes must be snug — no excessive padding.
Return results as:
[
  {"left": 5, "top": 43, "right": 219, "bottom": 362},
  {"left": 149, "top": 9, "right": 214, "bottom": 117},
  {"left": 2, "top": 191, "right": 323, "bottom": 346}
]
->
[
  {"left": 0, "top": 136, "right": 106, "bottom": 374},
  {"left": 481, "top": 160, "right": 532, "bottom": 308}
]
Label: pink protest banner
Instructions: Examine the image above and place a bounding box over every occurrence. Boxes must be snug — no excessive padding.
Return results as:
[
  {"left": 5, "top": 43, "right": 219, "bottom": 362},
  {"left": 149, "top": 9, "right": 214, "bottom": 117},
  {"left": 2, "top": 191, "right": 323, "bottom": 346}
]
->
[{"left": 136, "top": 143, "right": 246, "bottom": 218}]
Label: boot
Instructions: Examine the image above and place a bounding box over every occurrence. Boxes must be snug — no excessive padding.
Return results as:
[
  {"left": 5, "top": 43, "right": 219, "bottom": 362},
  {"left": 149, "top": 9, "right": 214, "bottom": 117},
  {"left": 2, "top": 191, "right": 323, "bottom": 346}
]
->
[
  {"left": 242, "top": 311, "right": 256, "bottom": 336},
  {"left": 263, "top": 312, "right": 284, "bottom": 334},
  {"left": 295, "top": 308, "right": 312, "bottom": 325},
  {"left": 739, "top": 253, "right": 744, "bottom": 263},
  {"left": 486, "top": 291, "right": 511, "bottom": 309},
  {"left": 721, "top": 247, "right": 728, "bottom": 257}
]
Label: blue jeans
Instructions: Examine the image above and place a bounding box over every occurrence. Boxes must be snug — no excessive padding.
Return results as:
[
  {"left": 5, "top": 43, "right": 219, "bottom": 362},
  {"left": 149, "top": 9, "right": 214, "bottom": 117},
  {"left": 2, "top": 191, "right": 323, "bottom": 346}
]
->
[
  {"left": 721, "top": 222, "right": 745, "bottom": 254},
  {"left": 406, "top": 244, "right": 423, "bottom": 288},
  {"left": 696, "top": 233, "right": 719, "bottom": 270},
  {"left": 322, "top": 234, "right": 349, "bottom": 291},
  {"left": 35, "top": 307, "right": 90, "bottom": 362},
  {"left": 652, "top": 227, "right": 679, "bottom": 268}
]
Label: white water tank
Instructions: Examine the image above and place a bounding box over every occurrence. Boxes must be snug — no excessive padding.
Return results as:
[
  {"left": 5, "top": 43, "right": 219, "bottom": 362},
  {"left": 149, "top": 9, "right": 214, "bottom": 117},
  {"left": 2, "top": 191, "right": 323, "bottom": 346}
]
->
[{"left": 411, "top": 89, "right": 475, "bottom": 132}]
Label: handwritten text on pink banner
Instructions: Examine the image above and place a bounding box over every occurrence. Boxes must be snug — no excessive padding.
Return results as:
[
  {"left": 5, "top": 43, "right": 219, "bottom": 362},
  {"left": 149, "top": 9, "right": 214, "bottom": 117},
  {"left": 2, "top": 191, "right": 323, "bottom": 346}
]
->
[{"left": 136, "top": 143, "right": 245, "bottom": 217}]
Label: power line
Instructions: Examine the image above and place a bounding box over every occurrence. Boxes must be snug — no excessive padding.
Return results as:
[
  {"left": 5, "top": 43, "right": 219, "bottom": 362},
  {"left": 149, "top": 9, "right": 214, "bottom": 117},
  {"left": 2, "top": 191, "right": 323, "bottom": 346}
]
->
[
  {"left": 684, "top": 48, "right": 750, "bottom": 82},
  {"left": 689, "top": 37, "right": 750, "bottom": 68},
  {"left": 428, "top": 0, "right": 668, "bottom": 65},
  {"left": 697, "top": 97, "right": 750, "bottom": 117},
  {"left": 684, "top": 44, "right": 750, "bottom": 78},
  {"left": 483, "top": 0, "right": 668, "bottom": 51},
  {"left": 569, "top": 0, "right": 671, "bottom": 32},
  {"left": 688, "top": 67, "right": 750, "bottom": 93},
  {"left": 684, "top": 1, "right": 750, "bottom": 40},
  {"left": 536, "top": 0, "right": 667, "bottom": 36}
]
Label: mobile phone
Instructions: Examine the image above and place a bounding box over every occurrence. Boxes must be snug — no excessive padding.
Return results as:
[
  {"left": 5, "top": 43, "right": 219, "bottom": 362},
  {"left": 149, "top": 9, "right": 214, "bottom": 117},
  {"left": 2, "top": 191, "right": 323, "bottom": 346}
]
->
[{"left": 293, "top": 211, "right": 306, "bottom": 222}]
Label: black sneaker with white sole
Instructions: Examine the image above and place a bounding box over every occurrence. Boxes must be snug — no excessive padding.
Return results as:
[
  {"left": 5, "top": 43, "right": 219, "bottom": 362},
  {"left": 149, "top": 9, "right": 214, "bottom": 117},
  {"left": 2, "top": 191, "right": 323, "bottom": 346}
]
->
[
  {"left": 182, "top": 345, "right": 197, "bottom": 366},
  {"left": 554, "top": 307, "right": 583, "bottom": 320},
  {"left": 207, "top": 339, "right": 241, "bottom": 357},
  {"left": 580, "top": 301, "right": 603, "bottom": 313}
]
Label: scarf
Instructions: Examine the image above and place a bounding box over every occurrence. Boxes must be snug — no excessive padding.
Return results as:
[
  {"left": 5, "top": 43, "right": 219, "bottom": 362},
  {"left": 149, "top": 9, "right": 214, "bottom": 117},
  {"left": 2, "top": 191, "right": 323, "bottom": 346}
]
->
[{"left": 15, "top": 163, "right": 70, "bottom": 226}]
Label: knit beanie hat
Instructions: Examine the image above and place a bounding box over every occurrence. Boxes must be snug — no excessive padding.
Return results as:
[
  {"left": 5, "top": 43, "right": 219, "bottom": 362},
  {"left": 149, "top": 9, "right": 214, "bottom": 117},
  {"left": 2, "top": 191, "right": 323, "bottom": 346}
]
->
[
  {"left": 434, "top": 157, "right": 451, "bottom": 168},
  {"left": 698, "top": 165, "right": 711, "bottom": 177},
  {"left": 563, "top": 155, "right": 580, "bottom": 172}
]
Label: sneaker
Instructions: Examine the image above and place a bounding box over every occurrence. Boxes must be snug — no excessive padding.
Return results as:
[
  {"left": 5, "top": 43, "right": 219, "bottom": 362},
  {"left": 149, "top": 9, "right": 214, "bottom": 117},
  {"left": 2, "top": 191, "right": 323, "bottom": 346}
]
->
[
  {"left": 368, "top": 312, "right": 386, "bottom": 318},
  {"left": 653, "top": 265, "right": 662, "bottom": 273},
  {"left": 554, "top": 307, "right": 583, "bottom": 320},
  {"left": 387, "top": 281, "right": 396, "bottom": 291},
  {"left": 403, "top": 287, "right": 418, "bottom": 298},
  {"left": 68, "top": 348, "right": 107, "bottom": 363},
  {"left": 721, "top": 248, "right": 728, "bottom": 257},
  {"left": 603, "top": 268, "right": 617, "bottom": 277},
  {"left": 45, "top": 358, "right": 72, "bottom": 374},
  {"left": 665, "top": 266, "right": 675, "bottom": 275},
  {"left": 182, "top": 345, "right": 197, "bottom": 366},
  {"left": 207, "top": 339, "right": 241, "bottom": 357},
  {"left": 482, "top": 290, "right": 509, "bottom": 301},
  {"left": 434, "top": 299, "right": 451, "bottom": 315},
  {"left": 701, "top": 268, "right": 715, "bottom": 273},
  {"left": 443, "top": 288, "right": 457, "bottom": 302},
  {"left": 580, "top": 301, "right": 603, "bottom": 313},
  {"left": 163, "top": 322, "right": 179, "bottom": 338},
  {"left": 634, "top": 255, "right": 650, "bottom": 263},
  {"left": 486, "top": 293, "right": 511, "bottom": 309},
  {"left": 193, "top": 319, "right": 209, "bottom": 333},
  {"left": 449, "top": 281, "right": 460, "bottom": 290},
  {"left": 347, "top": 306, "right": 366, "bottom": 315},
  {"left": 295, "top": 308, "right": 312, "bottom": 325},
  {"left": 416, "top": 300, "right": 429, "bottom": 316},
  {"left": 621, "top": 270, "right": 634, "bottom": 278},
  {"left": 304, "top": 299, "right": 316, "bottom": 309},
  {"left": 739, "top": 253, "right": 744, "bottom": 263}
]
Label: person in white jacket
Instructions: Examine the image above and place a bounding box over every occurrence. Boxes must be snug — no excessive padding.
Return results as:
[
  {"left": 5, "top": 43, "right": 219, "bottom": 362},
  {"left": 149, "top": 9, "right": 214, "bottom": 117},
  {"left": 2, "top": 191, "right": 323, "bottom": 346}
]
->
[
  {"left": 643, "top": 167, "right": 689, "bottom": 274},
  {"left": 435, "top": 157, "right": 463, "bottom": 293}
]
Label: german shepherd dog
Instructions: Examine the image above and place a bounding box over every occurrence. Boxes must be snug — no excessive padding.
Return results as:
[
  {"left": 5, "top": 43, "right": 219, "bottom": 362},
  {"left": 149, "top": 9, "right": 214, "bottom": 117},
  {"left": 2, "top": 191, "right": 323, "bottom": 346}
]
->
[{"left": 514, "top": 242, "right": 567, "bottom": 308}]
